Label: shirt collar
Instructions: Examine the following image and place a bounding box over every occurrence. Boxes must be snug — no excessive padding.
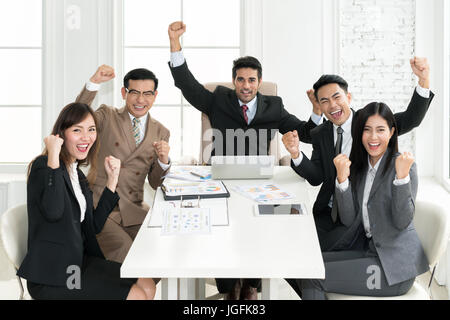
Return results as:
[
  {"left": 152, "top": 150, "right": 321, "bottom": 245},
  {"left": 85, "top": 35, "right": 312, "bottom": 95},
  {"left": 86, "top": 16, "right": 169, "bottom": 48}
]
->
[
  {"left": 238, "top": 96, "right": 258, "bottom": 112},
  {"left": 367, "top": 153, "right": 384, "bottom": 172},
  {"left": 128, "top": 112, "right": 148, "bottom": 127},
  {"left": 333, "top": 110, "right": 353, "bottom": 134}
]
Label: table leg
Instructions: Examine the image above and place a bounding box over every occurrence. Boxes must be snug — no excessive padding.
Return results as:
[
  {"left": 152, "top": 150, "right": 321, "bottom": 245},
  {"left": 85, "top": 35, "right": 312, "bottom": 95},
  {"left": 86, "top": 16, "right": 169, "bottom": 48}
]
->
[
  {"left": 196, "top": 279, "right": 206, "bottom": 300},
  {"left": 161, "top": 278, "right": 179, "bottom": 300},
  {"left": 261, "top": 279, "right": 276, "bottom": 300},
  {"left": 179, "top": 278, "right": 196, "bottom": 299}
]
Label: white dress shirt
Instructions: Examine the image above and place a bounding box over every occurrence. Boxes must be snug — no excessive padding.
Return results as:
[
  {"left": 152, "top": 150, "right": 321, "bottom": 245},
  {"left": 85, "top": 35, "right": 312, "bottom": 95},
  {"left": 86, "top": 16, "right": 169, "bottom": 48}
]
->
[
  {"left": 336, "top": 155, "right": 410, "bottom": 238},
  {"left": 68, "top": 162, "right": 86, "bottom": 223}
]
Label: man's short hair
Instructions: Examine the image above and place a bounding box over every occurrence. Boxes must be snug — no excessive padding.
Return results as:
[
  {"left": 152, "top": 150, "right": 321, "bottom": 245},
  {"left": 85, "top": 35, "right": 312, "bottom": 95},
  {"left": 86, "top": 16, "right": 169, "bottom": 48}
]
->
[
  {"left": 123, "top": 68, "right": 159, "bottom": 90},
  {"left": 232, "top": 56, "right": 262, "bottom": 80},
  {"left": 313, "top": 74, "right": 348, "bottom": 100}
]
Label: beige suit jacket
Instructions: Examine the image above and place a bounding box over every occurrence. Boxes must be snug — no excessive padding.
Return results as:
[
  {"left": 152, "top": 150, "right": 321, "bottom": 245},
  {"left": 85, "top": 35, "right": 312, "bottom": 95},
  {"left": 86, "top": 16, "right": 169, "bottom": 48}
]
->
[{"left": 76, "top": 87, "right": 170, "bottom": 227}]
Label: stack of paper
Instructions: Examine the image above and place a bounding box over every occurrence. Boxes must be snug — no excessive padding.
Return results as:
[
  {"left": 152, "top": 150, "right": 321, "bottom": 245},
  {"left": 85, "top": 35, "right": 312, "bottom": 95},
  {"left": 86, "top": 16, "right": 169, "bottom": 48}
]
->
[{"left": 163, "top": 166, "right": 211, "bottom": 182}]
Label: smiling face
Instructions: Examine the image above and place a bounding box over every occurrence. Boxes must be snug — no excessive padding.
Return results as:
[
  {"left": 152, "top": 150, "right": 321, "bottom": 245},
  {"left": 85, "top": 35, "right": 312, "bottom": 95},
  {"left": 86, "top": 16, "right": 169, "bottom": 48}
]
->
[
  {"left": 233, "top": 68, "right": 262, "bottom": 104},
  {"left": 316, "top": 83, "right": 352, "bottom": 126},
  {"left": 63, "top": 114, "right": 97, "bottom": 163},
  {"left": 362, "top": 114, "right": 395, "bottom": 166},
  {"left": 121, "top": 79, "right": 158, "bottom": 118}
]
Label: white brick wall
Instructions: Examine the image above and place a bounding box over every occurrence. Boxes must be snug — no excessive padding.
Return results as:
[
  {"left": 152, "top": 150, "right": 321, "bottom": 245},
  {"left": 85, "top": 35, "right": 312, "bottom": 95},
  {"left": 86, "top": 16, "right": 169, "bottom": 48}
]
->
[{"left": 340, "top": 0, "right": 417, "bottom": 153}]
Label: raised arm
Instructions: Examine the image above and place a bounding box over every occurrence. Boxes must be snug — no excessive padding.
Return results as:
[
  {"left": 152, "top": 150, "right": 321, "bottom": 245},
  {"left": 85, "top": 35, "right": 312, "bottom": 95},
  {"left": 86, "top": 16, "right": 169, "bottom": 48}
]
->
[
  {"left": 333, "top": 154, "right": 357, "bottom": 226},
  {"left": 391, "top": 153, "right": 418, "bottom": 230},
  {"left": 395, "top": 57, "right": 434, "bottom": 136},
  {"left": 30, "top": 136, "right": 66, "bottom": 222},
  {"left": 92, "top": 156, "right": 121, "bottom": 233},
  {"left": 168, "top": 21, "right": 214, "bottom": 115}
]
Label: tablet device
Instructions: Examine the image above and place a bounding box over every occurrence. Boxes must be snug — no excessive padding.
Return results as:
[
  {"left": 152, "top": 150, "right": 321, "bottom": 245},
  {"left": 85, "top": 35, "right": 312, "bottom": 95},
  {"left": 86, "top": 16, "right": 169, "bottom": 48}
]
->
[{"left": 254, "top": 203, "right": 306, "bottom": 216}]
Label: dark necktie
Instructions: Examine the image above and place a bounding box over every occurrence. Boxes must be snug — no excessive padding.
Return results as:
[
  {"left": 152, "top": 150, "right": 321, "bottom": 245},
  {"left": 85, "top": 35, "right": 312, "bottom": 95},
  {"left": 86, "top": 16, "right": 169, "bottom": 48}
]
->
[
  {"left": 335, "top": 126, "right": 343, "bottom": 155},
  {"left": 241, "top": 105, "right": 249, "bottom": 124},
  {"left": 331, "top": 126, "right": 344, "bottom": 223}
]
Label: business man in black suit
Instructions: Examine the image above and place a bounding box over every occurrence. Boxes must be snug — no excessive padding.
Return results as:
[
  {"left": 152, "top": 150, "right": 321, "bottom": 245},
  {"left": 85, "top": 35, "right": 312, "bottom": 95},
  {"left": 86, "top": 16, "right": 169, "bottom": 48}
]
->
[
  {"left": 167, "top": 21, "right": 323, "bottom": 300},
  {"left": 282, "top": 57, "right": 434, "bottom": 252}
]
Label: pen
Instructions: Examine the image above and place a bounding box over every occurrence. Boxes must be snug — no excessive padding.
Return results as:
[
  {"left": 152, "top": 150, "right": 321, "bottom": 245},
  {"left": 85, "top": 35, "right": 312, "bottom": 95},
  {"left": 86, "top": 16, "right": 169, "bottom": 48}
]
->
[{"left": 190, "top": 171, "right": 207, "bottom": 179}]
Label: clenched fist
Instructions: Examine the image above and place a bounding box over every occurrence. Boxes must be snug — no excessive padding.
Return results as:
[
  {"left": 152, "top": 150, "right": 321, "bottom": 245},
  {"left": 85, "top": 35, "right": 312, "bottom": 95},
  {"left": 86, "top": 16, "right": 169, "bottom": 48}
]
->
[
  {"left": 168, "top": 21, "right": 186, "bottom": 40},
  {"left": 90, "top": 65, "right": 115, "bottom": 84},
  {"left": 282, "top": 130, "right": 300, "bottom": 159},
  {"left": 333, "top": 154, "right": 351, "bottom": 184},
  {"left": 410, "top": 57, "right": 430, "bottom": 89},
  {"left": 153, "top": 141, "right": 170, "bottom": 165},
  {"left": 168, "top": 21, "right": 186, "bottom": 52},
  {"left": 395, "top": 152, "right": 414, "bottom": 180},
  {"left": 104, "top": 156, "right": 121, "bottom": 192},
  {"left": 44, "top": 134, "right": 64, "bottom": 169}
]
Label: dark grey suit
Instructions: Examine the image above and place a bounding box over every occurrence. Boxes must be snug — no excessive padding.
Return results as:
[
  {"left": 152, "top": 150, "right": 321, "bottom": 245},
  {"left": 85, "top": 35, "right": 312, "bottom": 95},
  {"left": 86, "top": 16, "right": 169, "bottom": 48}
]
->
[{"left": 291, "top": 153, "right": 429, "bottom": 299}]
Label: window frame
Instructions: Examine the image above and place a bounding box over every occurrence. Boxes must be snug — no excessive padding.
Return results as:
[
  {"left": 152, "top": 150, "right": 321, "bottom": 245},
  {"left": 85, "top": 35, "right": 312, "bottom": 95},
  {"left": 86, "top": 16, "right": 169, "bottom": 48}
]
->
[
  {"left": 0, "top": 0, "right": 43, "bottom": 168},
  {"left": 115, "top": 0, "right": 245, "bottom": 161}
]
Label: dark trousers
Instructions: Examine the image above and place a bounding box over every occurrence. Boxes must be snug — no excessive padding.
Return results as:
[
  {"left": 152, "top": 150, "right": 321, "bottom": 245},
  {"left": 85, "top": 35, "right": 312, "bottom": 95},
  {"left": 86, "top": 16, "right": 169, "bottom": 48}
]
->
[
  {"left": 287, "top": 236, "right": 415, "bottom": 300},
  {"left": 215, "top": 278, "right": 261, "bottom": 294}
]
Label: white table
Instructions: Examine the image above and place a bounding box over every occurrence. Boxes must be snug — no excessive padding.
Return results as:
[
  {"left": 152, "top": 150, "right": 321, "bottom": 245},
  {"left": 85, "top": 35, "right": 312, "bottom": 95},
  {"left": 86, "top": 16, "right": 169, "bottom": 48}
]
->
[{"left": 121, "top": 166, "right": 325, "bottom": 299}]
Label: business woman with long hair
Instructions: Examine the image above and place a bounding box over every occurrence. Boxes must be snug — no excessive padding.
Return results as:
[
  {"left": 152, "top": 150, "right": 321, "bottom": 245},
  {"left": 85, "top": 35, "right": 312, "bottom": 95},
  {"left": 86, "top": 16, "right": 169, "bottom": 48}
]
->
[
  {"left": 18, "top": 102, "right": 155, "bottom": 300},
  {"left": 290, "top": 102, "right": 429, "bottom": 299}
]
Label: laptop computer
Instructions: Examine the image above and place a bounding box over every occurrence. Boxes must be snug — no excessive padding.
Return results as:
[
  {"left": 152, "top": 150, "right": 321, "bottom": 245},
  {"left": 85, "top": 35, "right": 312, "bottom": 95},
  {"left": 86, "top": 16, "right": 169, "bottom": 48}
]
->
[{"left": 211, "top": 155, "right": 275, "bottom": 180}]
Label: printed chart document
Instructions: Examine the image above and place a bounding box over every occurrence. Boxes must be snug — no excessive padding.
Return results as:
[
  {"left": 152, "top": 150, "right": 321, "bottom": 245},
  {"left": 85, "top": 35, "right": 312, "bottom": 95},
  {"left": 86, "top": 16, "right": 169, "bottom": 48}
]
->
[
  {"left": 161, "top": 207, "right": 211, "bottom": 236},
  {"left": 233, "top": 183, "right": 294, "bottom": 203},
  {"left": 161, "top": 180, "right": 230, "bottom": 200},
  {"left": 149, "top": 198, "right": 229, "bottom": 227}
]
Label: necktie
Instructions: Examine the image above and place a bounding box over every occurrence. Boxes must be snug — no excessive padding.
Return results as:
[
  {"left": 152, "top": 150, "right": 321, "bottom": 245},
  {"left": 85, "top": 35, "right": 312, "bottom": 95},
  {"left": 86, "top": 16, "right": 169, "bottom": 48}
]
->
[
  {"left": 335, "top": 126, "right": 344, "bottom": 155},
  {"left": 331, "top": 126, "right": 344, "bottom": 223},
  {"left": 132, "top": 117, "right": 141, "bottom": 146},
  {"left": 241, "top": 105, "right": 249, "bottom": 124}
]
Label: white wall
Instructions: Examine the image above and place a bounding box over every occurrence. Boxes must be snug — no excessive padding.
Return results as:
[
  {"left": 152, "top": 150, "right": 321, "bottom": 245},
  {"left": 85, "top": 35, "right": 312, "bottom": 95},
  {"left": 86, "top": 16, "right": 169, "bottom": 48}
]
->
[{"left": 258, "top": 0, "right": 334, "bottom": 158}]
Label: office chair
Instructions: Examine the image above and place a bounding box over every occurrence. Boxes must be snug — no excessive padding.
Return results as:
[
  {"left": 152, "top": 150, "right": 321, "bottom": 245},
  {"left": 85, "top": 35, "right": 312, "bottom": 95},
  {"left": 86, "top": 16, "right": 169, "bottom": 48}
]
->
[
  {"left": 0, "top": 204, "right": 28, "bottom": 300},
  {"left": 200, "top": 82, "right": 290, "bottom": 166},
  {"left": 326, "top": 200, "right": 450, "bottom": 300}
]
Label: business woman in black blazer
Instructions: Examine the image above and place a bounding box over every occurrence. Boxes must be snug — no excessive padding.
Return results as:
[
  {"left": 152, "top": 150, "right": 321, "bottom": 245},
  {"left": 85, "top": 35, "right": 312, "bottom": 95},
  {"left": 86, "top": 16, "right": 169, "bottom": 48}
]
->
[{"left": 17, "top": 102, "right": 155, "bottom": 300}]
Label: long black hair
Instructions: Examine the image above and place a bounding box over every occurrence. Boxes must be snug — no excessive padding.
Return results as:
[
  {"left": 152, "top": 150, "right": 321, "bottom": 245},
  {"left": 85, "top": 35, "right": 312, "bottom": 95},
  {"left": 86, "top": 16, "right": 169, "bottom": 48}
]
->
[{"left": 349, "top": 102, "right": 398, "bottom": 189}]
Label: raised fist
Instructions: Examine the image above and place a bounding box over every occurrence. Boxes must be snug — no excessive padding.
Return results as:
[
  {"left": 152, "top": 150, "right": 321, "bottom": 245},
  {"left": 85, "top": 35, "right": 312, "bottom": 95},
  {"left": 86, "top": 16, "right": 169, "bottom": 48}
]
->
[
  {"left": 168, "top": 21, "right": 186, "bottom": 40},
  {"left": 333, "top": 154, "right": 351, "bottom": 184},
  {"left": 90, "top": 65, "right": 115, "bottom": 84},
  {"left": 282, "top": 131, "right": 300, "bottom": 159},
  {"left": 153, "top": 140, "right": 170, "bottom": 165},
  {"left": 410, "top": 57, "right": 430, "bottom": 89},
  {"left": 395, "top": 152, "right": 415, "bottom": 180}
]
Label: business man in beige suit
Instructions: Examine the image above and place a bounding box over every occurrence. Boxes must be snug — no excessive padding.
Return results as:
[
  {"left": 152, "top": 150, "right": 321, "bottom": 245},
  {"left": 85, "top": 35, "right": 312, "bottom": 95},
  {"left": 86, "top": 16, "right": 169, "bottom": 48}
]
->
[{"left": 76, "top": 65, "right": 171, "bottom": 264}]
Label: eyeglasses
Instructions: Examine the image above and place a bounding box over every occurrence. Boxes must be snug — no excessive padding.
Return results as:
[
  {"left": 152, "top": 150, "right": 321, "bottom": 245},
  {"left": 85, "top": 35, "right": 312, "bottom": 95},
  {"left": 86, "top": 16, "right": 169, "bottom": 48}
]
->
[{"left": 125, "top": 88, "right": 155, "bottom": 98}]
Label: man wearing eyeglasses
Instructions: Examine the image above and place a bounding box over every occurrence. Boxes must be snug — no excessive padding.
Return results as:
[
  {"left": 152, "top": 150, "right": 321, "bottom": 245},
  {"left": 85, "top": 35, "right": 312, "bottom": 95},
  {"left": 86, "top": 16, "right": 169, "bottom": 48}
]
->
[{"left": 75, "top": 66, "right": 171, "bottom": 266}]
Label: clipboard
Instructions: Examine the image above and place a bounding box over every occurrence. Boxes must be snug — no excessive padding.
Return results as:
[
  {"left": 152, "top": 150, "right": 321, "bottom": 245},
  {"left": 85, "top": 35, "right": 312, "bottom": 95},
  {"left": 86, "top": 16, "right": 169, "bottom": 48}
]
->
[{"left": 160, "top": 180, "right": 230, "bottom": 201}]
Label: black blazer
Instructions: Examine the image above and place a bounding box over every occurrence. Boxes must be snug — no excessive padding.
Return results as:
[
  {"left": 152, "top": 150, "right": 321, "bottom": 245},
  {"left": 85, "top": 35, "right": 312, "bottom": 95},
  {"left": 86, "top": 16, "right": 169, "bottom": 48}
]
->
[
  {"left": 170, "top": 61, "right": 317, "bottom": 156},
  {"left": 17, "top": 155, "right": 119, "bottom": 286},
  {"left": 292, "top": 89, "right": 434, "bottom": 228}
]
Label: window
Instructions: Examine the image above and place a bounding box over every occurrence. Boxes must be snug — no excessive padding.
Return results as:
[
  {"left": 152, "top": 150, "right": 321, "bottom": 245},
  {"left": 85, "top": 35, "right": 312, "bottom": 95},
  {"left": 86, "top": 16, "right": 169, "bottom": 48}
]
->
[
  {"left": 123, "top": 0, "right": 241, "bottom": 161},
  {"left": 0, "top": 0, "right": 42, "bottom": 163}
]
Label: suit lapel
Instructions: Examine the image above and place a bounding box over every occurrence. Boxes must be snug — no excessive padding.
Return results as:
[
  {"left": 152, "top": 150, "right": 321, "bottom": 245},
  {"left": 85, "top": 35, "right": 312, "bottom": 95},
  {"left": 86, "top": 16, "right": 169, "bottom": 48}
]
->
[
  {"left": 229, "top": 90, "right": 247, "bottom": 124},
  {"left": 62, "top": 163, "right": 76, "bottom": 200},
  {"left": 118, "top": 107, "right": 137, "bottom": 153},
  {"left": 368, "top": 153, "right": 390, "bottom": 202},
  {"left": 251, "top": 92, "right": 266, "bottom": 124}
]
